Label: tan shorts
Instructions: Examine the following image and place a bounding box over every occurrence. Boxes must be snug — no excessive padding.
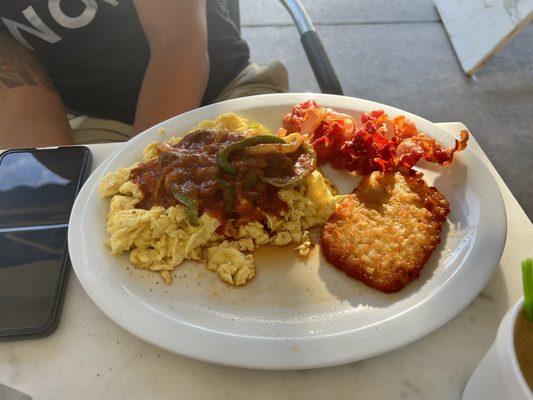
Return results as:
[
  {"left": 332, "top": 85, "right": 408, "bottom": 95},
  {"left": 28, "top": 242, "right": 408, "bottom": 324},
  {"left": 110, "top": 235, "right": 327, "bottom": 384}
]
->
[
  {"left": 72, "top": 61, "right": 289, "bottom": 144},
  {"left": 214, "top": 61, "right": 288, "bottom": 102}
]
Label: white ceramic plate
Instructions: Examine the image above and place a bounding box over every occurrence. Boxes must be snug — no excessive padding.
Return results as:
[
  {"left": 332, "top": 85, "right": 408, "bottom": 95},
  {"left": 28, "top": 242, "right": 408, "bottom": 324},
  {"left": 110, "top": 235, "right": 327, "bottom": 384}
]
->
[{"left": 68, "top": 94, "right": 506, "bottom": 369}]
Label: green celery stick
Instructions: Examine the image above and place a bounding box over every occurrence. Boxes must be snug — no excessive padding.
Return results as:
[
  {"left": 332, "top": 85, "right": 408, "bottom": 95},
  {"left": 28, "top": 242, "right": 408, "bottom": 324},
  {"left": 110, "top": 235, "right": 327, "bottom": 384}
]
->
[{"left": 522, "top": 258, "right": 533, "bottom": 322}]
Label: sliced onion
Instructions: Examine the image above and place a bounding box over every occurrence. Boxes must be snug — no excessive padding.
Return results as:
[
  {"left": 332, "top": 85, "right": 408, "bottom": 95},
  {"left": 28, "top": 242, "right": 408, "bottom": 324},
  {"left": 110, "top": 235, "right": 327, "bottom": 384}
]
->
[
  {"left": 242, "top": 132, "right": 304, "bottom": 155},
  {"left": 242, "top": 127, "right": 261, "bottom": 137},
  {"left": 276, "top": 127, "right": 287, "bottom": 138},
  {"left": 157, "top": 141, "right": 176, "bottom": 153}
]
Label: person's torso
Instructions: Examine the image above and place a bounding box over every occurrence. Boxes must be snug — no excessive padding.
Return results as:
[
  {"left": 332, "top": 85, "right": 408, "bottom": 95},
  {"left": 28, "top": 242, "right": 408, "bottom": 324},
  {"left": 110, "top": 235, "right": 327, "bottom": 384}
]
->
[{"left": 0, "top": 0, "right": 249, "bottom": 124}]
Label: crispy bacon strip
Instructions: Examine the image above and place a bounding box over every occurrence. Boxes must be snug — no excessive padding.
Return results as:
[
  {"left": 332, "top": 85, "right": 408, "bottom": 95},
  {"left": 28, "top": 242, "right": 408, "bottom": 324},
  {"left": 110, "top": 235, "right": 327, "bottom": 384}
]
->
[
  {"left": 283, "top": 100, "right": 469, "bottom": 174},
  {"left": 391, "top": 115, "right": 469, "bottom": 167}
]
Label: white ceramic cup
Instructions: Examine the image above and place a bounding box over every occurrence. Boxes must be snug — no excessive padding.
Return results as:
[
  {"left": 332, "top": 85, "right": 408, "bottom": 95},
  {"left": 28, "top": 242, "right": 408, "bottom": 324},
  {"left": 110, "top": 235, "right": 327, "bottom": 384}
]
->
[{"left": 463, "top": 298, "right": 532, "bottom": 400}]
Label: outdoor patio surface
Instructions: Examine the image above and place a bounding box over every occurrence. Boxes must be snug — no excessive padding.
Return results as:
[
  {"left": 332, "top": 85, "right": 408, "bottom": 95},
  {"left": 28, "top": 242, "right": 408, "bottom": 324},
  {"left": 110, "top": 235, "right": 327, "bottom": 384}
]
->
[{"left": 240, "top": 0, "right": 533, "bottom": 219}]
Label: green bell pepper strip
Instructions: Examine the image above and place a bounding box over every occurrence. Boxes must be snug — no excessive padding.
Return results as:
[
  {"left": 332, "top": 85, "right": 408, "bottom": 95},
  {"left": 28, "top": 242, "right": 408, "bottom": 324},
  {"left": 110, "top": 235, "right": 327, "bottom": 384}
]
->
[
  {"left": 217, "top": 178, "right": 237, "bottom": 214},
  {"left": 171, "top": 187, "right": 199, "bottom": 226},
  {"left": 522, "top": 258, "right": 533, "bottom": 322},
  {"left": 218, "top": 135, "right": 285, "bottom": 175}
]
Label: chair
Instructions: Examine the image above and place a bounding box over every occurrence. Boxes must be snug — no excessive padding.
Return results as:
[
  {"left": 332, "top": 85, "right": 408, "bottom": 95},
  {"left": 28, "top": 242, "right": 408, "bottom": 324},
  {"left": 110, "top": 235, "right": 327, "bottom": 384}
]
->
[{"left": 226, "top": 0, "right": 344, "bottom": 95}]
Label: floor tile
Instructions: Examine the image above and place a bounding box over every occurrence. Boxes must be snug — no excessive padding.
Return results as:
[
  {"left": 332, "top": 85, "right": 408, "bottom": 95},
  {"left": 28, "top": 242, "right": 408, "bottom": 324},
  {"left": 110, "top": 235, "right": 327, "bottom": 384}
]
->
[{"left": 240, "top": 0, "right": 440, "bottom": 26}]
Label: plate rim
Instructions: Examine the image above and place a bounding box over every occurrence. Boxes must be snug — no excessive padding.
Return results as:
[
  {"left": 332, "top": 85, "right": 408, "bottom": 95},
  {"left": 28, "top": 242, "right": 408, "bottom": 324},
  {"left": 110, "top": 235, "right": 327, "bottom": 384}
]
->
[{"left": 68, "top": 93, "right": 507, "bottom": 369}]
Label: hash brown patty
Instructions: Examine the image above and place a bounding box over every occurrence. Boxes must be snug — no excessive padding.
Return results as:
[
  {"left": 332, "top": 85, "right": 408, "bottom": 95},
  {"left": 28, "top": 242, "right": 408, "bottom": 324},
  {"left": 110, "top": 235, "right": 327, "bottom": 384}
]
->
[{"left": 321, "top": 171, "right": 449, "bottom": 293}]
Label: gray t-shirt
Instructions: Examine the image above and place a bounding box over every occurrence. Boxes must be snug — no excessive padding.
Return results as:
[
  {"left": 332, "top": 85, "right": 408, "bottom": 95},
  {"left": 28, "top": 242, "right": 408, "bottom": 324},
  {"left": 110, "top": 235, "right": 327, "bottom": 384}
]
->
[{"left": 0, "top": 0, "right": 250, "bottom": 124}]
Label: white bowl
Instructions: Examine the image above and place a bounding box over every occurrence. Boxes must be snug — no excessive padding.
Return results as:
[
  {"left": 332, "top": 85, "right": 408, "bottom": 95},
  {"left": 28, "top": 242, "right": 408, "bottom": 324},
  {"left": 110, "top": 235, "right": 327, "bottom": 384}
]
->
[{"left": 463, "top": 298, "right": 533, "bottom": 400}]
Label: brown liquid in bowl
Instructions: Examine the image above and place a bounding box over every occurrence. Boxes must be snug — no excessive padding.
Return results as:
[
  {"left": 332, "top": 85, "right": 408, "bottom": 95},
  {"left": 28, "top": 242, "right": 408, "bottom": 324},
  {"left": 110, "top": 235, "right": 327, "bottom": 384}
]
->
[{"left": 514, "top": 308, "right": 533, "bottom": 391}]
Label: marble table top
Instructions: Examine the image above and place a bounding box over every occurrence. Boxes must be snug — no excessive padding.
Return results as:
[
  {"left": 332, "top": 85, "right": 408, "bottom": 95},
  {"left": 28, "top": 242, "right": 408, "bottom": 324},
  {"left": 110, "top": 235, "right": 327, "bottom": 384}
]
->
[{"left": 1, "top": 122, "right": 531, "bottom": 400}]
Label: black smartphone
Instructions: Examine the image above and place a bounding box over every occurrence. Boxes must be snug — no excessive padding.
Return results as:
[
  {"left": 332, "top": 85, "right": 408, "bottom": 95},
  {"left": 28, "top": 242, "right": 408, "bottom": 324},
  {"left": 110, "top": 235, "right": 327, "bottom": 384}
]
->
[{"left": 0, "top": 146, "right": 91, "bottom": 339}]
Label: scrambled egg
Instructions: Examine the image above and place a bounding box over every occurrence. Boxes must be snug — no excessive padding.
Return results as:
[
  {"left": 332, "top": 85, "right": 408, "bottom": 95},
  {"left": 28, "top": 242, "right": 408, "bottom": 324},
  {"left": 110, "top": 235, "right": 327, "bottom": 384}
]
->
[{"left": 100, "top": 113, "right": 336, "bottom": 286}]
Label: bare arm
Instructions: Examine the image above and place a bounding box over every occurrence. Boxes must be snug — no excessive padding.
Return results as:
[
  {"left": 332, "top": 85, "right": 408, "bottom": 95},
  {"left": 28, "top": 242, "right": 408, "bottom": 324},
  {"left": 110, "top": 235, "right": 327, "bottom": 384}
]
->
[
  {"left": 132, "top": 0, "right": 209, "bottom": 133},
  {"left": 0, "top": 34, "right": 72, "bottom": 149}
]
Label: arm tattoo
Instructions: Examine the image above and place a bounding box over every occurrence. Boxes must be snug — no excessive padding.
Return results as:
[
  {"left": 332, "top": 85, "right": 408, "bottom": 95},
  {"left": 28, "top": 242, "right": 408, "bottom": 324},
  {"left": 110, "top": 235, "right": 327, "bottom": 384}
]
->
[{"left": 0, "top": 33, "right": 53, "bottom": 90}]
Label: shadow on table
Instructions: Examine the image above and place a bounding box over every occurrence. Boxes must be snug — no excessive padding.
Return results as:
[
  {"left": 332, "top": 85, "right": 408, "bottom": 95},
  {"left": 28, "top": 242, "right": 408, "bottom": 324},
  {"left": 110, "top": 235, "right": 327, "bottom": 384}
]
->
[{"left": 470, "top": 264, "right": 510, "bottom": 326}]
